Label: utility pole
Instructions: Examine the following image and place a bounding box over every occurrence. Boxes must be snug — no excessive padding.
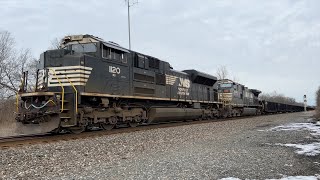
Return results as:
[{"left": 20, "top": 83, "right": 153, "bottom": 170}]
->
[{"left": 125, "top": 0, "right": 138, "bottom": 50}]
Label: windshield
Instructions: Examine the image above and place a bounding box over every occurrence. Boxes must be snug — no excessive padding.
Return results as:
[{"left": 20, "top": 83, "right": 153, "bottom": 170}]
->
[
  {"left": 71, "top": 43, "right": 97, "bottom": 53},
  {"left": 220, "top": 83, "right": 233, "bottom": 88}
]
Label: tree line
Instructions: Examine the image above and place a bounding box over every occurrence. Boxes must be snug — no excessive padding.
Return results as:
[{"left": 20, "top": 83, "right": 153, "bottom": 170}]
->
[{"left": 0, "top": 31, "right": 37, "bottom": 99}]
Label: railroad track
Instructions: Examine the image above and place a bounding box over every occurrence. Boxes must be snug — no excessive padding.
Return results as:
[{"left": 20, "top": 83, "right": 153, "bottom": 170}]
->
[
  {"left": 0, "top": 120, "right": 213, "bottom": 149},
  {"left": 0, "top": 133, "right": 52, "bottom": 149},
  {"left": 0, "top": 113, "right": 302, "bottom": 149}
]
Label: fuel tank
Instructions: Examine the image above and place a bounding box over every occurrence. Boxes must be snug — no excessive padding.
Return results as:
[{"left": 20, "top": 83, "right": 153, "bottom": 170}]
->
[
  {"left": 148, "top": 108, "right": 203, "bottom": 123},
  {"left": 242, "top": 108, "right": 257, "bottom": 116}
]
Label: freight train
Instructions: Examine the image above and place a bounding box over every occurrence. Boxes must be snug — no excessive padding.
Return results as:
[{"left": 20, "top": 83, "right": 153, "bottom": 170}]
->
[{"left": 15, "top": 34, "right": 309, "bottom": 134}]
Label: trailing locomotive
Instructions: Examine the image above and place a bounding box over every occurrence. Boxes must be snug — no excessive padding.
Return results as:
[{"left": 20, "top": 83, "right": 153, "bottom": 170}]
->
[
  {"left": 15, "top": 34, "right": 308, "bottom": 134},
  {"left": 216, "top": 79, "right": 307, "bottom": 116},
  {"left": 217, "top": 79, "right": 262, "bottom": 117},
  {"left": 16, "top": 34, "right": 221, "bottom": 133}
]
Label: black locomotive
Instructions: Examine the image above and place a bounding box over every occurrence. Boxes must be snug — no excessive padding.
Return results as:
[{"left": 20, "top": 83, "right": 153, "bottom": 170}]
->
[
  {"left": 15, "top": 34, "right": 307, "bottom": 134},
  {"left": 218, "top": 79, "right": 262, "bottom": 117}
]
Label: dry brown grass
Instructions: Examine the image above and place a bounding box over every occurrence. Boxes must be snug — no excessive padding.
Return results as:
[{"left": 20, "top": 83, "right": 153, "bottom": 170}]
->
[
  {"left": 0, "top": 99, "right": 15, "bottom": 124},
  {"left": 0, "top": 99, "right": 17, "bottom": 137}
]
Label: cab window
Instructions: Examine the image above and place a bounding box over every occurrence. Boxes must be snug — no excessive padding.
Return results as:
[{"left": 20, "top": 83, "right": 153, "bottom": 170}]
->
[
  {"left": 102, "top": 46, "right": 127, "bottom": 63},
  {"left": 220, "top": 83, "right": 232, "bottom": 88},
  {"left": 71, "top": 43, "right": 97, "bottom": 53}
]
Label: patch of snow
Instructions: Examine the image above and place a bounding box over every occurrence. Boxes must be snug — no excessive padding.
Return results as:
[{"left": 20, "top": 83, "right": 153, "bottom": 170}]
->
[
  {"left": 260, "top": 123, "right": 320, "bottom": 137},
  {"left": 314, "top": 162, "right": 320, "bottom": 165},
  {"left": 220, "top": 175, "right": 320, "bottom": 180},
  {"left": 284, "top": 164, "right": 293, "bottom": 167},
  {"left": 275, "top": 143, "right": 320, "bottom": 156},
  {"left": 267, "top": 175, "right": 320, "bottom": 180}
]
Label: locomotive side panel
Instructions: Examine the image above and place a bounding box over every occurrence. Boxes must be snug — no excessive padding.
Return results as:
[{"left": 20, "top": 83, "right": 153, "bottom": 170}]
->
[{"left": 84, "top": 54, "right": 131, "bottom": 96}]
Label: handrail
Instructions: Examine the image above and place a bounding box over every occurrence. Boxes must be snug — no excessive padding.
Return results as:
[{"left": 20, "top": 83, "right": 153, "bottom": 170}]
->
[
  {"left": 15, "top": 93, "right": 19, "bottom": 112},
  {"left": 64, "top": 75, "right": 78, "bottom": 114},
  {"left": 49, "top": 69, "right": 65, "bottom": 112}
]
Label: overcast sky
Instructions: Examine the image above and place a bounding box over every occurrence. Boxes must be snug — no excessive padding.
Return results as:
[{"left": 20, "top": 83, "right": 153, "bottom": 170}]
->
[{"left": 0, "top": 0, "right": 319, "bottom": 105}]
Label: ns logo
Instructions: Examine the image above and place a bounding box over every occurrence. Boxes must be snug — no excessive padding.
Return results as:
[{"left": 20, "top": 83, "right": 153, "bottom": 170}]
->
[
  {"left": 109, "top": 66, "right": 121, "bottom": 75},
  {"left": 178, "top": 78, "right": 190, "bottom": 88}
]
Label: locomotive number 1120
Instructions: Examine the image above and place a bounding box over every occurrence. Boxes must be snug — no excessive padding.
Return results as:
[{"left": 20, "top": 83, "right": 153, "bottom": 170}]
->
[{"left": 109, "top": 66, "right": 121, "bottom": 74}]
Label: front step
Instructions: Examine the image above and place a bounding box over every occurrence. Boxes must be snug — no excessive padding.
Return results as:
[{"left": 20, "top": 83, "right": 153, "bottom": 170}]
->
[
  {"left": 60, "top": 116, "right": 71, "bottom": 119},
  {"left": 59, "top": 92, "right": 77, "bottom": 126}
]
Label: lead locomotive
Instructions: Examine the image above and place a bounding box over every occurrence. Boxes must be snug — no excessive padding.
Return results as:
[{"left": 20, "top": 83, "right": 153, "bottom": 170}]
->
[
  {"left": 16, "top": 35, "right": 223, "bottom": 133},
  {"left": 16, "top": 34, "right": 307, "bottom": 134}
]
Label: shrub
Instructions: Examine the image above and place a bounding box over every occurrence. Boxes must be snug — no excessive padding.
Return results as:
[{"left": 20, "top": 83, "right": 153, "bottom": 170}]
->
[{"left": 316, "top": 87, "right": 320, "bottom": 119}]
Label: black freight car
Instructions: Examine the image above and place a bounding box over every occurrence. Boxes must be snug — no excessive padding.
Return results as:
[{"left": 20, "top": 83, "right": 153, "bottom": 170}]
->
[{"left": 261, "top": 101, "right": 305, "bottom": 113}]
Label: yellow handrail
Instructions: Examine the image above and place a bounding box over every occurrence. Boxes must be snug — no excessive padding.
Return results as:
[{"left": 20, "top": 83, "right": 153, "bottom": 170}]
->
[
  {"left": 64, "top": 75, "right": 78, "bottom": 114},
  {"left": 16, "top": 93, "right": 19, "bottom": 112},
  {"left": 49, "top": 69, "right": 65, "bottom": 112}
]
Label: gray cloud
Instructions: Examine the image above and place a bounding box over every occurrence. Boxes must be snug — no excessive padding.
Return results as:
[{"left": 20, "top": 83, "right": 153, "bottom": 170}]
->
[{"left": 0, "top": 0, "right": 319, "bottom": 104}]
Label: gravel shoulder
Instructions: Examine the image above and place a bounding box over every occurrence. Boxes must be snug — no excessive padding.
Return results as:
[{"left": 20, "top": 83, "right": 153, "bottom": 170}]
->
[{"left": 1, "top": 112, "right": 319, "bottom": 180}]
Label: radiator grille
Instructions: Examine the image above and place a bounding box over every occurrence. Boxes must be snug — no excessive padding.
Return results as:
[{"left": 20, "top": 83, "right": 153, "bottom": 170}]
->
[{"left": 134, "top": 73, "right": 154, "bottom": 83}]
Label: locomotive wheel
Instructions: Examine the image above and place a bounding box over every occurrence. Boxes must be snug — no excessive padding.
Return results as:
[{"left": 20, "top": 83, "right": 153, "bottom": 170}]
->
[
  {"left": 69, "top": 126, "right": 86, "bottom": 134},
  {"left": 222, "top": 111, "right": 229, "bottom": 119},
  {"left": 128, "top": 122, "right": 138, "bottom": 127},
  {"left": 50, "top": 127, "right": 61, "bottom": 134},
  {"left": 128, "top": 116, "right": 141, "bottom": 127},
  {"left": 101, "top": 116, "right": 117, "bottom": 130},
  {"left": 101, "top": 123, "right": 115, "bottom": 130}
]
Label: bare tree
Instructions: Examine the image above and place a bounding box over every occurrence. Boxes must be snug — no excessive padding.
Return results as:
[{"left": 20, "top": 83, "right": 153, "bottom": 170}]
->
[
  {"left": 216, "top": 65, "right": 229, "bottom": 80},
  {"left": 259, "top": 91, "right": 301, "bottom": 105},
  {"left": 0, "top": 31, "right": 15, "bottom": 93},
  {"left": 232, "top": 75, "right": 240, "bottom": 83},
  {"left": 48, "top": 37, "right": 61, "bottom": 50},
  {"left": 0, "top": 31, "right": 35, "bottom": 99}
]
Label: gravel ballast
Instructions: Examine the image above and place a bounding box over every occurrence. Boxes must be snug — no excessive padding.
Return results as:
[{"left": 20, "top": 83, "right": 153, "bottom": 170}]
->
[{"left": 1, "top": 112, "right": 319, "bottom": 179}]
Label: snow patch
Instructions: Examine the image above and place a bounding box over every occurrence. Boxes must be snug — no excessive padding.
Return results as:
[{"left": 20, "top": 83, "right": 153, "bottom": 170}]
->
[
  {"left": 274, "top": 143, "right": 320, "bottom": 156},
  {"left": 267, "top": 175, "right": 320, "bottom": 180},
  {"left": 259, "top": 123, "right": 320, "bottom": 137},
  {"left": 260, "top": 123, "right": 320, "bottom": 156},
  {"left": 220, "top": 175, "right": 320, "bottom": 180}
]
